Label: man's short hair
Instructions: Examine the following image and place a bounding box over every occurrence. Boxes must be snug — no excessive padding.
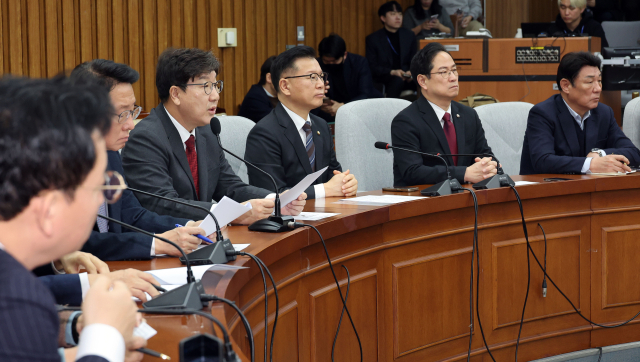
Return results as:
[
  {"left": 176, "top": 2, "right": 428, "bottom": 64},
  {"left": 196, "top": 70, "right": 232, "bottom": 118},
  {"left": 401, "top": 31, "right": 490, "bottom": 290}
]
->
[
  {"left": 378, "top": 1, "right": 403, "bottom": 17},
  {"left": 259, "top": 56, "right": 277, "bottom": 86},
  {"left": 557, "top": 0, "right": 587, "bottom": 9},
  {"left": 556, "top": 51, "right": 601, "bottom": 89},
  {"left": 70, "top": 59, "right": 139, "bottom": 92},
  {"left": 156, "top": 48, "right": 220, "bottom": 102},
  {"left": 270, "top": 46, "right": 317, "bottom": 94},
  {"left": 410, "top": 42, "right": 450, "bottom": 85},
  {"left": 318, "top": 34, "right": 347, "bottom": 59},
  {"left": 0, "top": 76, "right": 113, "bottom": 221}
]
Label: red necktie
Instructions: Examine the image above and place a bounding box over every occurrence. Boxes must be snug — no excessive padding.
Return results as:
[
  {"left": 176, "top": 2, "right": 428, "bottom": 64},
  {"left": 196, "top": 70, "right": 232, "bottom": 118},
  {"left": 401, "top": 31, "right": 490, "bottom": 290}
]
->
[
  {"left": 185, "top": 135, "right": 199, "bottom": 200},
  {"left": 443, "top": 112, "right": 458, "bottom": 166}
]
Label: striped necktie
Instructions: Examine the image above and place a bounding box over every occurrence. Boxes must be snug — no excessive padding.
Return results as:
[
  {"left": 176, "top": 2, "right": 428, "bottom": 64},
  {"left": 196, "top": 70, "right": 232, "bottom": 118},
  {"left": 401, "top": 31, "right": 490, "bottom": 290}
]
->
[
  {"left": 97, "top": 202, "right": 109, "bottom": 233},
  {"left": 302, "top": 121, "right": 316, "bottom": 172}
]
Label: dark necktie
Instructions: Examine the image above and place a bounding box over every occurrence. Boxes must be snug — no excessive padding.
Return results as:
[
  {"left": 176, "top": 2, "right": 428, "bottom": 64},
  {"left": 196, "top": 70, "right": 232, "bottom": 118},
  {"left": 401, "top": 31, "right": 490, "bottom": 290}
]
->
[
  {"left": 443, "top": 112, "right": 458, "bottom": 166},
  {"left": 185, "top": 135, "right": 199, "bottom": 200},
  {"left": 302, "top": 121, "right": 316, "bottom": 172},
  {"left": 96, "top": 202, "right": 109, "bottom": 233}
]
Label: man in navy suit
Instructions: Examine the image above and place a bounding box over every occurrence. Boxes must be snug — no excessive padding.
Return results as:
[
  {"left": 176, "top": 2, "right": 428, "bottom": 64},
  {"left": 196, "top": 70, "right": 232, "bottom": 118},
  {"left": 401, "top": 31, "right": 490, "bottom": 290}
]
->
[
  {"left": 0, "top": 77, "right": 144, "bottom": 362},
  {"left": 244, "top": 46, "right": 358, "bottom": 199},
  {"left": 366, "top": 1, "right": 417, "bottom": 98},
  {"left": 520, "top": 52, "right": 640, "bottom": 175},
  {"left": 238, "top": 56, "right": 279, "bottom": 122},
  {"left": 70, "top": 60, "right": 208, "bottom": 260}
]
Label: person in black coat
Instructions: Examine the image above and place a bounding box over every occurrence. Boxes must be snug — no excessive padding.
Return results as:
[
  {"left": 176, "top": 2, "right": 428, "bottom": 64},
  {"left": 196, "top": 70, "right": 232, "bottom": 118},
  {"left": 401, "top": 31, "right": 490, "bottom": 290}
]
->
[
  {"left": 238, "top": 56, "right": 279, "bottom": 122},
  {"left": 366, "top": 1, "right": 418, "bottom": 98},
  {"left": 548, "top": 0, "right": 608, "bottom": 49}
]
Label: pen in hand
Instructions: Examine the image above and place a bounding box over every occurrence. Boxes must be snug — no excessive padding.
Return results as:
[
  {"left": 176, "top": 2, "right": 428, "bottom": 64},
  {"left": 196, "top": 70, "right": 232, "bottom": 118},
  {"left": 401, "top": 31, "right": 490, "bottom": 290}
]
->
[
  {"left": 175, "top": 224, "right": 214, "bottom": 244},
  {"left": 137, "top": 347, "right": 171, "bottom": 360}
]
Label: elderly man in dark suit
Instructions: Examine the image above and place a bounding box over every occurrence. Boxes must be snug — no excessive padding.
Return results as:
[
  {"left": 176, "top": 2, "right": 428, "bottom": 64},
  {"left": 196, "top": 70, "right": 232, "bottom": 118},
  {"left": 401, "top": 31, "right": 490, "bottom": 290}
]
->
[
  {"left": 0, "top": 77, "right": 144, "bottom": 362},
  {"left": 122, "top": 48, "right": 306, "bottom": 222},
  {"left": 392, "top": 42, "right": 497, "bottom": 187},
  {"left": 244, "top": 46, "right": 358, "bottom": 199},
  {"left": 520, "top": 52, "right": 640, "bottom": 175},
  {"left": 366, "top": 1, "right": 418, "bottom": 98}
]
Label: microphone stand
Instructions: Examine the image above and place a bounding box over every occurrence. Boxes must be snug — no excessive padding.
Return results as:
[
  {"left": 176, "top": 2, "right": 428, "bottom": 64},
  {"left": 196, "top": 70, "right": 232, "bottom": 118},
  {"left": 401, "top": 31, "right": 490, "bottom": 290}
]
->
[
  {"left": 435, "top": 153, "right": 515, "bottom": 189},
  {"left": 126, "top": 187, "right": 236, "bottom": 266},
  {"left": 97, "top": 214, "right": 208, "bottom": 310}
]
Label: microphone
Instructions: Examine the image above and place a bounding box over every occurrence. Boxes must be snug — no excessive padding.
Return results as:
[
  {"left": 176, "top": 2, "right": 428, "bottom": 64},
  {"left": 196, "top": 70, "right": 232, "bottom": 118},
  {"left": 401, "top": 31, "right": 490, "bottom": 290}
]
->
[
  {"left": 125, "top": 187, "right": 236, "bottom": 266},
  {"left": 210, "top": 117, "right": 294, "bottom": 232},
  {"left": 433, "top": 153, "right": 515, "bottom": 189},
  {"left": 374, "top": 141, "right": 462, "bottom": 196},
  {"left": 96, "top": 214, "right": 207, "bottom": 310}
]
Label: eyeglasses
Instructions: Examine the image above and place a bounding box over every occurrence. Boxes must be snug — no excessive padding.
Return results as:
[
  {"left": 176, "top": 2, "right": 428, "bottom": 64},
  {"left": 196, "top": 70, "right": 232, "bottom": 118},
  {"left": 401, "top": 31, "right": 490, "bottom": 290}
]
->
[
  {"left": 115, "top": 106, "right": 142, "bottom": 124},
  {"left": 284, "top": 72, "right": 328, "bottom": 83},
  {"left": 185, "top": 80, "right": 224, "bottom": 95},
  {"left": 100, "top": 171, "right": 128, "bottom": 204},
  {"left": 430, "top": 68, "right": 458, "bottom": 79}
]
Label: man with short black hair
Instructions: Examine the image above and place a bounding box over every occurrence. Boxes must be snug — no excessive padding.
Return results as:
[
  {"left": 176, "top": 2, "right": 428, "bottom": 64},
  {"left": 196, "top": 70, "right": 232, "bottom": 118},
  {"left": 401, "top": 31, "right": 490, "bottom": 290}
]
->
[
  {"left": 520, "top": 51, "right": 639, "bottom": 174},
  {"left": 244, "top": 46, "right": 358, "bottom": 199},
  {"left": 366, "top": 1, "right": 417, "bottom": 98},
  {"left": 392, "top": 42, "right": 496, "bottom": 186},
  {"left": 238, "top": 56, "right": 279, "bottom": 122},
  {"left": 122, "top": 48, "right": 306, "bottom": 222}
]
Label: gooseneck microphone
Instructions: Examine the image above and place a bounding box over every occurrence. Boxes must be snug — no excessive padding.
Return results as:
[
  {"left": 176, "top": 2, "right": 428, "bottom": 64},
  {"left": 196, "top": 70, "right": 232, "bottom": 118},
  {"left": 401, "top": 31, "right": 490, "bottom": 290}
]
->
[
  {"left": 210, "top": 117, "right": 294, "bottom": 232},
  {"left": 374, "top": 141, "right": 463, "bottom": 196},
  {"left": 96, "top": 214, "right": 207, "bottom": 310},
  {"left": 433, "top": 153, "right": 515, "bottom": 189},
  {"left": 125, "top": 187, "right": 236, "bottom": 266}
]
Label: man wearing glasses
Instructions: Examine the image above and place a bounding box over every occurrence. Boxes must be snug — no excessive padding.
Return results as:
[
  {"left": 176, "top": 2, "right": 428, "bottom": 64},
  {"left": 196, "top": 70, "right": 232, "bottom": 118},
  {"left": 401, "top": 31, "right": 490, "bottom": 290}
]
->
[
  {"left": 244, "top": 46, "right": 358, "bottom": 199},
  {"left": 70, "top": 59, "right": 208, "bottom": 261},
  {"left": 392, "top": 42, "right": 496, "bottom": 186},
  {"left": 122, "top": 48, "right": 306, "bottom": 221}
]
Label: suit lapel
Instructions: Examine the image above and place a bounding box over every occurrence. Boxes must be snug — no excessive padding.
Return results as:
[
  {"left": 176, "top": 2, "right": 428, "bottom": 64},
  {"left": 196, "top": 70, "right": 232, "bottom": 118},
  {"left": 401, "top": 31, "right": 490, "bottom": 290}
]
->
[
  {"left": 451, "top": 102, "right": 466, "bottom": 157},
  {"left": 555, "top": 96, "right": 581, "bottom": 156},
  {"left": 585, "top": 108, "right": 599, "bottom": 151},
  {"left": 417, "top": 97, "right": 455, "bottom": 166},
  {"left": 277, "top": 104, "right": 314, "bottom": 174},
  {"left": 157, "top": 105, "right": 198, "bottom": 197},
  {"left": 195, "top": 127, "right": 209, "bottom": 202}
]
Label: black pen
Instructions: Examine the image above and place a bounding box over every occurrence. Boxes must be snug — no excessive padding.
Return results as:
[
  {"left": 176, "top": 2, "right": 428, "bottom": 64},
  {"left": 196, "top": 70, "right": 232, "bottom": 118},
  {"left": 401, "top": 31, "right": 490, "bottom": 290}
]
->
[
  {"left": 152, "top": 284, "right": 167, "bottom": 293},
  {"left": 137, "top": 347, "right": 171, "bottom": 360}
]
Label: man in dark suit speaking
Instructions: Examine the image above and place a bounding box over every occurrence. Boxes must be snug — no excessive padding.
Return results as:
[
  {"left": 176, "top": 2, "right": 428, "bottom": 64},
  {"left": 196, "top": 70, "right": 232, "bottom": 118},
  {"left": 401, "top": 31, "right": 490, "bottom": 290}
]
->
[
  {"left": 520, "top": 52, "right": 640, "bottom": 175},
  {"left": 0, "top": 77, "right": 144, "bottom": 362},
  {"left": 392, "top": 42, "right": 497, "bottom": 187},
  {"left": 244, "top": 46, "right": 358, "bottom": 199}
]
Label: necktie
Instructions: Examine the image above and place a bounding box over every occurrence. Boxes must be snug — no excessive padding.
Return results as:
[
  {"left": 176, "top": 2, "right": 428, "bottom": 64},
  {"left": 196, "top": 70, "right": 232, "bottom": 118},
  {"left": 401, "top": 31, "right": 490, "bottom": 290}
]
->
[
  {"left": 443, "top": 112, "right": 458, "bottom": 166},
  {"left": 185, "top": 135, "right": 200, "bottom": 200},
  {"left": 97, "top": 202, "right": 109, "bottom": 233},
  {"left": 302, "top": 121, "right": 316, "bottom": 172}
]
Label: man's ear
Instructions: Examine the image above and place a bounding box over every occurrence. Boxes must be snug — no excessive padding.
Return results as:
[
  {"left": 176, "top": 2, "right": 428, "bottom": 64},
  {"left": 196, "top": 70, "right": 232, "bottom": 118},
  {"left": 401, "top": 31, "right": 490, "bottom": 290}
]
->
[
  {"left": 560, "top": 78, "right": 572, "bottom": 94},
  {"left": 417, "top": 74, "right": 429, "bottom": 91},
  {"left": 279, "top": 79, "right": 291, "bottom": 96},
  {"left": 266, "top": 73, "right": 272, "bottom": 85},
  {"left": 169, "top": 86, "right": 181, "bottom": 106},
  {"left": 33, "top": 191, "right": 61, "bottom": 238}
]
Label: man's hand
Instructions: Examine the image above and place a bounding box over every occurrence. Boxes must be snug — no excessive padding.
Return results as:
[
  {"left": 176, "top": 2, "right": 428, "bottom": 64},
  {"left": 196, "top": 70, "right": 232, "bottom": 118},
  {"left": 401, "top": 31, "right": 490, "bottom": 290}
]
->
[
  {"left": 57, "top": 251, "right": 110, "bottom": 274},
  {"left": 423, "top": 19, "right": 440, "bottom": 30},
  {"left": 87, "top": 268, "right": 160, "bottom": 302},
  {"left": 125, "top": 336, "right": 146, "bottom": 362},
  {"left": 233, "top": 198, "right": 276, "bottom": 224},
  {"left": 324, "top": 170, "right": 358, "bottom": 197},
  {"left": 461, "top": 15, "right": 473, "bottom": 28},
  {"left": 280, "top": 192, "right": 307, "bottom": 216},
  {"left": 590, "top": 154, "right": 631, "bottom": 173},
  {"left": 464, "top": 157, "right": 498, "bottom": 183},
  {"left": 320, "top": 101, "right": 344, "bottom": 117},
  {"left": 155, "top": 225, "right": 205, "bottom": 255},
  {"left": 390, "top": 69, "right": 405, "bottom": 79}
]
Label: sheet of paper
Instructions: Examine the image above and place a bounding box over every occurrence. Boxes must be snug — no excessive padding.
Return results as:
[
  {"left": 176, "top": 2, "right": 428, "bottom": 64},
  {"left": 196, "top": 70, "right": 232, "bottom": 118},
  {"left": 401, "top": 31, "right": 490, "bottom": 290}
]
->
[
  {"left": 337, "top": 195, "right": 426, "bottom": 205},
  {"left": 590, "top": 169, "right": 636, "bottom": 176},
  {"left": 200, "top": 196, "right": 252, "bottom": 235},
  {"left": 133, "top": 320, "right": 157, "bottom": 339},
  {"left": 279, "top": 166, "right": 329, "bottom": 206},
  {"left": 514, "top": 181, "right": 539, "bottom": 186},
  {"left": 145, "top": 264, "right": 247, "bottom": 285},
  {"left": 293, "top": 212, "right": 340, "bottom": 221}
]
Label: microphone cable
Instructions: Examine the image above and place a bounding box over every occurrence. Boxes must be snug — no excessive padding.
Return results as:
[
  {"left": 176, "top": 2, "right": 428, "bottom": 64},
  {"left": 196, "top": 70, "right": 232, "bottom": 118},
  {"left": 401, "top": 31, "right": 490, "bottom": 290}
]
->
[{"left": 200, "top": 295, "right": 254, "bottom": 362}]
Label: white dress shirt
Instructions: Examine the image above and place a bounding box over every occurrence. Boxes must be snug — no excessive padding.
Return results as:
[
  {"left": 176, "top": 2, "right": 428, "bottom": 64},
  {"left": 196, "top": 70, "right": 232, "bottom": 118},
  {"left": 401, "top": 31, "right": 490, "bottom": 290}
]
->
[
  {"left": 562, "top": 99, "right": 595, "bottom": 174},
  {"left": 427, "top": 100, "right": 453, "bottom": 128}
]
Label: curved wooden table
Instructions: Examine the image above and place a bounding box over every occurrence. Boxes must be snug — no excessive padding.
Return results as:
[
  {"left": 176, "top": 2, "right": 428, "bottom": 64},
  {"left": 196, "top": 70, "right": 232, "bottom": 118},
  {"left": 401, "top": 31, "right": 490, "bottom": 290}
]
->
[{"left": 109, "top": 174, "right": 640, "bottom": 362}]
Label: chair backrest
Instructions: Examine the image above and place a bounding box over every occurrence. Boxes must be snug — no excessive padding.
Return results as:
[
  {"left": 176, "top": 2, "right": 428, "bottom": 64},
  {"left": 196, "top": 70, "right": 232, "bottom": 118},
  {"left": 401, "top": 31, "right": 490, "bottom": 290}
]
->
[
  {"left": 335, "top": 98, "right": 411, "bottom": 191},
  {"left": 601, "top": 21, "right": 640, "bottom": 47},
  {"left": 623, "top": 97, "right": 640, "bottom": 149},
  {"left": 217, "top": 115, "right": 255, "bottom": 183},
  {"left": 474, "top": 102, "right": 533, "bottom": 175}
]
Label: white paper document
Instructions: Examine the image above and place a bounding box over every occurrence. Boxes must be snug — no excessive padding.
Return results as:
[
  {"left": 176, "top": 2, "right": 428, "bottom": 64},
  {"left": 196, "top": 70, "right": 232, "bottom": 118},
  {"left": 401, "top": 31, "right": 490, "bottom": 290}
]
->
[
  {"left": 200, "top": 196, "right": 252, "bottom": 235},
  {"left": 338, "top": 195, "right": 427, "bottom": 205},
  {"left": 293, "top": 212, "right": 340, "bottom": 221},
  {"left": 133, "top": 320, "right": 157, "bottom": 339},
  {"left": 514, "top": 181, "right": 539, "bottom": 186},
  {"left": 590, "top": 169, "right": 637, "bottom": 176},
  {"left": 279, "top": 166, "right": 329, "bottom": 206},
  {"left": 145, "top": 264, "right": 247, "bottom": 285}
]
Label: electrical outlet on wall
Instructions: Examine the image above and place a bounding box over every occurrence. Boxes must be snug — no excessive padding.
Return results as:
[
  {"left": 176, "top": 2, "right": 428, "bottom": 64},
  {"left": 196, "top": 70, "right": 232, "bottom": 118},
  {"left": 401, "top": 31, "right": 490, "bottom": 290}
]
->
[{"left": 218, "top": 28, "right": 237, "bottom": 47}]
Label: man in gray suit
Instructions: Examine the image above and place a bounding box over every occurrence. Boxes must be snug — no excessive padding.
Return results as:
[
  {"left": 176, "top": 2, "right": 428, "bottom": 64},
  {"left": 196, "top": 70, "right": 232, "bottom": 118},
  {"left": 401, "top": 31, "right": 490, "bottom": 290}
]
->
[{"left": 122, "top": 48, "right": 306, "bottom": 222}]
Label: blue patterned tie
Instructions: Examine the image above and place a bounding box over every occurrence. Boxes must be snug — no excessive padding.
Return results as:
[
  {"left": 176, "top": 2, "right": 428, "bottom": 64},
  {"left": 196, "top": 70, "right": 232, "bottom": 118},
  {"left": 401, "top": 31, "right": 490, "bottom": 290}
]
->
[
  {"left": 97, "top": 202, "right": 109, "bottom": 233},
  {"left": 302, "top": 121, "right": 316, "bottom": 172}
]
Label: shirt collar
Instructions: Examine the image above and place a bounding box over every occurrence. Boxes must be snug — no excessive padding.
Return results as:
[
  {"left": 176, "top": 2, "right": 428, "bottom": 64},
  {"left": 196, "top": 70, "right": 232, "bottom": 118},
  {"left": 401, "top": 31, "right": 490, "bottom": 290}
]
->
[
  {"left": 0, "top": 241, "right": 4, "bottom": 250},
  {"left": 281, "top": 103, "right": 311, "bottom": 131},
  {"left": 562, "top": 98, "right": 591, "bottom": 129},
  {"left": 164, "top": 105, "right": 196, "bottom": 144},
  {"left": 427, "top": 99, "right": 452, "bottom": 122},
  {"left": 263, "top": 86, "right": 275, "bottom": 98}
]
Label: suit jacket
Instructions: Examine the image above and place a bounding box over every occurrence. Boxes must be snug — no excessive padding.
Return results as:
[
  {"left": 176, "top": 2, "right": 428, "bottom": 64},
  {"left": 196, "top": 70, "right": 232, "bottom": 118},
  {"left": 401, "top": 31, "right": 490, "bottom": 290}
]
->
[
  {"left": 81, "top": 151, "right": 189, "bottom": 261},
  {"left": 33, "top": 262, "right": 83, "bottom": 306},
  {"left": 0, "top": 250, "right": 106, "bottom": 362},
  {"left": 238, "top": 84, "right": 278, "bottom": 123},
  {"left": 392, "top": 96, "right": 493, "bottom": 186},
  {"left": 318, "top": 53, "right": 382, "bottom": 103},
  {"left": 520, "top": 94, "right": 640, "bottom": 175},
  {"left": 121, "top": 104, "right": 271, "bottom": 221},
  {"left": 244, "top": 103, "right": 341, "bottom": 199},
  {"left": 365, "top": 28, "right": 417, "bottom": 82}
]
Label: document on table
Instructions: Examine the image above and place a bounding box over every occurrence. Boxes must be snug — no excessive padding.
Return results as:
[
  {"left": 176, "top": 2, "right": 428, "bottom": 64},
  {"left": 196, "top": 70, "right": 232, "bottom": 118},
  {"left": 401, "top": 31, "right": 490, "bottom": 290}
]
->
[
  {"left": 590, "top": 169, "right": 637, "bottom": 176},
  {"left": 514, "top": 181, "right": 539, "bottom": 186},
  {"left": 337, "top": 195, "right": 427, "bottom": 205},
  {"left": 145, "top": 264, "right": 247, "bottom": 285},
  {"left": 279, "top": 166, "right": 329, "bottom": 206},
  {"left": 293, "top": 212, "right": 340, "bottom": 221},
  {"left": 200, "top": 196, "right": 252, "bottom": 235}
]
